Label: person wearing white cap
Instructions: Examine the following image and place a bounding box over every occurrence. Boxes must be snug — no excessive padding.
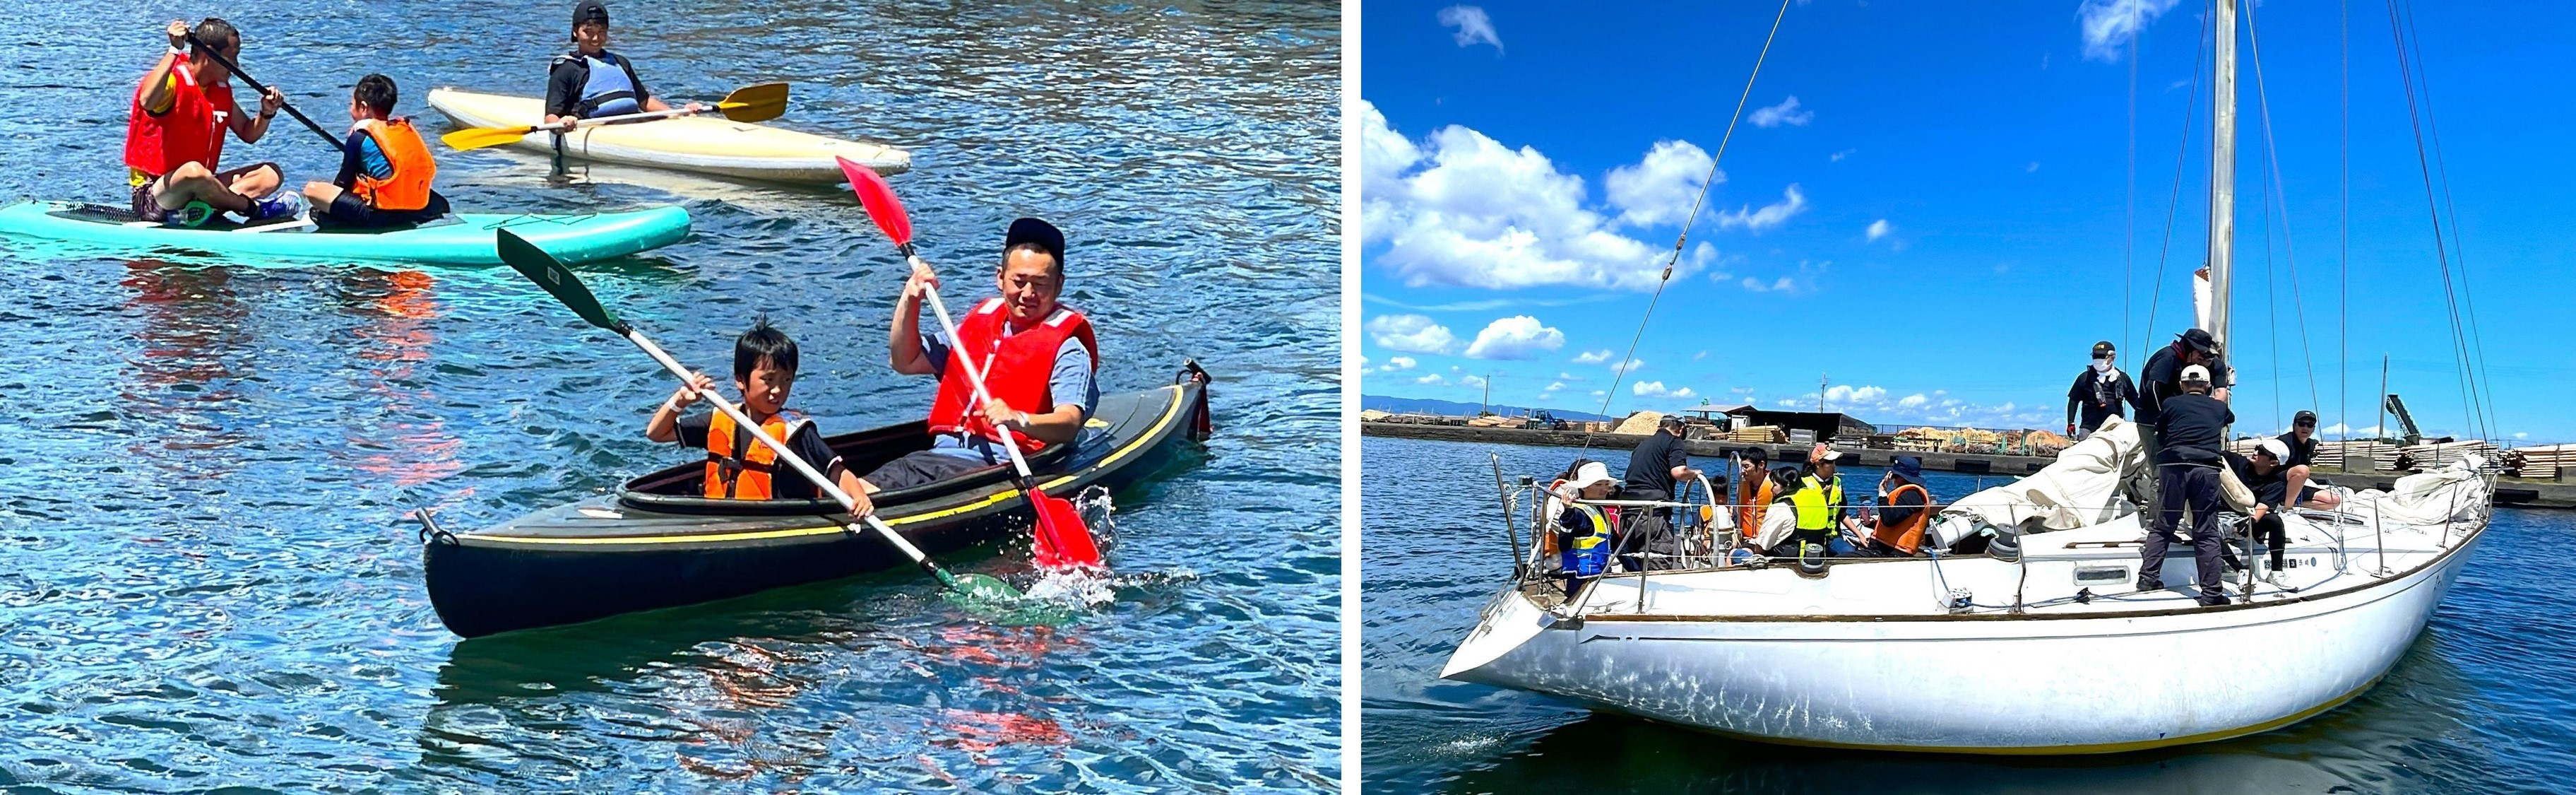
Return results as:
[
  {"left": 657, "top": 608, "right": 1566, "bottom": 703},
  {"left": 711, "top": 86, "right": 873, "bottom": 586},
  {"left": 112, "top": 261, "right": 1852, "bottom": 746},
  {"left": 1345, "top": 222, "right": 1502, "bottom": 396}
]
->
[
  {"left": 1545, "top": 459, "right": 1622, "bottom": 597},
  {"left": 2225, "top": 438, "right": 2298, "bottom": 588},
  {"left": 2143, "top": 364, "right": 2236, "bottom": 606}
]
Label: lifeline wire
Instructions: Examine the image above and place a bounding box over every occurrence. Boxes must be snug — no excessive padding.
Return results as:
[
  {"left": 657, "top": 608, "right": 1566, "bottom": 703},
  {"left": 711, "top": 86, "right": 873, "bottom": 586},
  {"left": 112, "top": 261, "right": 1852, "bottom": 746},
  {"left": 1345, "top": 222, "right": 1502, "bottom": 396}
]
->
[{"left": 1581, "top": 0, "right": 1794, "bottom": 453}]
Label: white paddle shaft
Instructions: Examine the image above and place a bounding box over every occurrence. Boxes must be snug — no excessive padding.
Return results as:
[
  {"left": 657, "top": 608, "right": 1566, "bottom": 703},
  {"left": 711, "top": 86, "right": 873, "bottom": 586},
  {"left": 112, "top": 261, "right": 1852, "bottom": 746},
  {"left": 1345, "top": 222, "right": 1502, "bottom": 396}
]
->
[{"left": 913, "top": 257, "right": 1041, "bottom": 483}]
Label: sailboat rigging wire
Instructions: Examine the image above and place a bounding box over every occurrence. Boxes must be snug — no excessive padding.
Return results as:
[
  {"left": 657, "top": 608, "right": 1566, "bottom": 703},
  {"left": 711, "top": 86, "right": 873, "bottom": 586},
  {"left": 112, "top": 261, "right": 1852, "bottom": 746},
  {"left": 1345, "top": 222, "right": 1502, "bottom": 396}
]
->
[
  {"left": 2398, "top": 0, "right": 2500, "bottom": 440},
  {"left": 2139, "top": 2, "right": 2214, "bottom": 359},
  {"left": 2341, "top": 0, "right": 2351, "bottom": 442},
  {"left": 2242, "top": 0, "right": 2325, "bottom": 420},
  {"left": 1581, "top": 0, "right": 1794, "bottom": 452},
  {"left": 2383, "top": 0, "right": 2492, "bottom": 442}
]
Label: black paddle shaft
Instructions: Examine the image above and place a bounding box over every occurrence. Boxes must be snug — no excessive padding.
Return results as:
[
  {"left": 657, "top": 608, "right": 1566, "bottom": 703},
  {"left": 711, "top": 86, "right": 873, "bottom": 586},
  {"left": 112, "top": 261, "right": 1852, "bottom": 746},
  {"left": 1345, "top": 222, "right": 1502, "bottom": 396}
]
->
[{"left": 182, "top": 31, "right": 347, "bottom": 154}]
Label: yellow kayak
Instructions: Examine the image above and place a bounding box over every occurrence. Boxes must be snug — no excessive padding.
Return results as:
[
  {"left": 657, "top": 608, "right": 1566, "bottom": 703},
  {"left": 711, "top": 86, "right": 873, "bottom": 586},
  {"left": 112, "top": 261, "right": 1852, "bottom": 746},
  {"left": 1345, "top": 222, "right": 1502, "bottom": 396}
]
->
[{"left": 425, "top": 88, "right": 910, "bottom": 183}]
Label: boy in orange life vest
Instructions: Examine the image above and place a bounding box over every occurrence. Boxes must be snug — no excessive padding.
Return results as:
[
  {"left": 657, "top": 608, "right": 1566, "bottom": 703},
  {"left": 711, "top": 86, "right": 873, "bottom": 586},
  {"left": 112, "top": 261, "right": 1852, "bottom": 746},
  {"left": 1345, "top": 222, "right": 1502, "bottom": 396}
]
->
[
  {"left": 644, "top": 318, "right": 868, "bottom": 506},
  {"left": 299, "top": 73, "right": 451, "bottom": 228},
  {"left": 850, "top": 218, "right": 1099, "bottom": 516},
  {"left": 126, "top": 18, "right": 292, "bottom": 225}
]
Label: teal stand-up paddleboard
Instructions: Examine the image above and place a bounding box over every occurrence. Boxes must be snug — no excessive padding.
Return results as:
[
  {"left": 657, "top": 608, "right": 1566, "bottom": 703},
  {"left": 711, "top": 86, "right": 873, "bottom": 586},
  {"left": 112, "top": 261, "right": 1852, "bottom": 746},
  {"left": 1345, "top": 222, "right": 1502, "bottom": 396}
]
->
[{"left": 0, "top": 201, "right": 690, "bottom": 265}]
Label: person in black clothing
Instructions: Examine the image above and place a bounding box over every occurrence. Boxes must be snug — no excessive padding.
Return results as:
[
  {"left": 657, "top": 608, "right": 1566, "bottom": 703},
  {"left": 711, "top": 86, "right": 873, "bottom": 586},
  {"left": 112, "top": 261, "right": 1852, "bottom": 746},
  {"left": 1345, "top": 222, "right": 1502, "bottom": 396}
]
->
[
  {"left": 2225, "top": 438, "right": 2297, "bottom": 588},
  {"left": 1619, "top": 416, "right": 1702, "bottom": 570},
  {"left": 2142, "top": 363, "right": 2234, "bottom": 607},
  {"left": 544, "top": 1, "right": 699, "bottom": 125},
  {"left": 2065, "top": 340, "right": 2139, "bottom": 438},
  {"left": 2136, "top": 329, "right": 2231, "bottom": 429},
  {"left": 2275, "top": 409, "right": 2341, "bottom": 509}
]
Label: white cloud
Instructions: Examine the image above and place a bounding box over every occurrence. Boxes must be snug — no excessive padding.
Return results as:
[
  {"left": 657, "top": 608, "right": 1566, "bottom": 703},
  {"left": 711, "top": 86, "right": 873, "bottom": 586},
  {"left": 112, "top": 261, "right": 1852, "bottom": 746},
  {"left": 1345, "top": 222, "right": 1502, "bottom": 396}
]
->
[
  {"left": 1866, "top": 219, "right": 1892, "bottom": 241},
  {"left": 1463, "top": 315, "right": 1567, "bottom": 360},
  {"left": 1634, "top": 380, "right": 1696, "bottom": 399},
  {"left": 1556, "top": 371, "right": 1583, "bottom": 381},
  {"left": 1693, "top": 350, "right": 1709, "bottom": 360},
  {"left": 1824, "top": 384, "right": 1887, "bottom": 404},
  {"left": 1898, "top": 393, "right": 1929, "bottom": 408},
  {"left": 1747, "top": 95, "right": 1813, "bottom": 128},
  {"left": 1543, "top": 381, "right": 1566, "bottom": 392},
  {"left": 1830, "top": 148, "right": 1855, "bottom": 162},
  {"left": 1741, "top": 276, "right": 1797, "bottom": 293},
  {"left": 1714, "top": 184, "right": 1808, "bottom": 232},
  {"left": 1591, "top": 390, "right": 1608, "bottom": 397},
  {"left": 1611, "top": 358, "right": 1645, "bottom": 375},
  {"left": 1570, "top": 349, "right": 1614, "bottom": 365},
  {"left": 1603, "top": 140, "right": 1718, "bottom": 228},
  {"left": 1381, "top": 355, "right": 1417, "bottom": 372},
  {"left": 1416, "top": 373, "right": 1447, "bottom": 385},
  {"left": 2079, "top": 0, "right": 2181, "bottom": 63},
  {"left": 2515, "top": 432, "right": 2531, "bottom": 440},
  {"left": 1773, "top": 397, "right": 1804, "bottom": 408},
  {"left": 1359, "top": 102, "right": 1701, "bottom": 291},
  {"left": 2026, "top": 161, "right": 2041, "bottom": 173},
  {"left": 1460, "top": 374, "right": 1488, "bottom": 389},
  {"left": 1438, "top": 6, "right": 1503, "bottom": 53},
  {"left": 1366, "top": 314, "right": 1459, "bottom": 354}
]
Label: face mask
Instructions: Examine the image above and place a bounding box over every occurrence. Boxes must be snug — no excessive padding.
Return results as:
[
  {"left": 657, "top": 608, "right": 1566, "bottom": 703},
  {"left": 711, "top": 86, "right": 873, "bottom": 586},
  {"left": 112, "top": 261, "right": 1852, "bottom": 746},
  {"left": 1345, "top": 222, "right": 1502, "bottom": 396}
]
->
[{"left": 2091, "top": 360, "right": 2113, "bottom": 375}]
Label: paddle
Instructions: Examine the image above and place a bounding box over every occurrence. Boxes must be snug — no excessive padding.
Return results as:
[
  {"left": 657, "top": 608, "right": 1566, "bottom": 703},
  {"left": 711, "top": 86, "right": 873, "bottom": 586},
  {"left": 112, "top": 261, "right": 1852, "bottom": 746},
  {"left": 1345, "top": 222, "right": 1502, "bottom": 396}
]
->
[
  {"left": 182, "top": 30, "right": 345, "bottom": 155},
  {"left": 439, "top": 83, "right": 790, "bottom": 151},
  {"left": 835, "top": 156, "right": 1105, "bottom": 571},
  {"left": 494, "top": 228, "right": 1021, "bottom": 601}
]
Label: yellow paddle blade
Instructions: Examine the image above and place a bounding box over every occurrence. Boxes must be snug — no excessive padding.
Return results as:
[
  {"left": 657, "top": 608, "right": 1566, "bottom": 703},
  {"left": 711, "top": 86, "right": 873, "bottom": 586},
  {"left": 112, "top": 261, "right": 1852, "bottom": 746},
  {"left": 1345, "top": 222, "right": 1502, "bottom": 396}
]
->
[
  {"left": 713, "top": 82, "right": 789, "bottom": 122},
  {"left": 440, "top": 124, "right": 537, "bottom": 151}
]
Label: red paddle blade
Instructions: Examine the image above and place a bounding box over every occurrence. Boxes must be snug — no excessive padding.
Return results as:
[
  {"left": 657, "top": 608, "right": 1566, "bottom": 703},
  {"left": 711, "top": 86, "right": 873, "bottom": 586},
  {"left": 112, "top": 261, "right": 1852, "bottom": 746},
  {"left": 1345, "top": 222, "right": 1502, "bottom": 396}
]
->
[
  {"left": 1028, "top": 491, "right": 1103, "bottom": 570},
  {"left": 836, "top": 155, "right": 911, "bottom": 247}
]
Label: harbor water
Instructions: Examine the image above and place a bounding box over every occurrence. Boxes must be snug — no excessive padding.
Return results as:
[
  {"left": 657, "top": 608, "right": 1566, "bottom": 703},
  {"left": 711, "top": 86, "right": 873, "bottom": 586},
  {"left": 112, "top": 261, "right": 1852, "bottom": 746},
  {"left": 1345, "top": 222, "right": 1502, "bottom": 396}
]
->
[
  {"left": 1363, "top": 435, "right": 2576, "bottom": 794},
  {"left": 0, "top": 1, "right": 1339, "bottom": 790}
]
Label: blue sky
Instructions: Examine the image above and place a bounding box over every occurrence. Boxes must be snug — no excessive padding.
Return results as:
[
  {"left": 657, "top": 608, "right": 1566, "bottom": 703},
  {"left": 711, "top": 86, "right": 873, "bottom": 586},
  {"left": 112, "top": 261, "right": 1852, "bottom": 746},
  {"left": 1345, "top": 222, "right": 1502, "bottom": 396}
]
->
[{"left": 1358, "top": 1, "right": 2575, "bottom": 442}]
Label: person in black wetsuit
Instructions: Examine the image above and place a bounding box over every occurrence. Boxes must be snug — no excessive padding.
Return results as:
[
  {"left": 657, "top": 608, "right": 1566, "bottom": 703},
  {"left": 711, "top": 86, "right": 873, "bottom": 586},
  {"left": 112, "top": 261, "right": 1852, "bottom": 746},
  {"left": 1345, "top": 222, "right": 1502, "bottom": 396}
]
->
[
  {"left": 2142, "top": 363, "right": 2234, "bottom": 607},
  {"left": 2065, "top": 340, "right": 2138, "bottom": 439}
]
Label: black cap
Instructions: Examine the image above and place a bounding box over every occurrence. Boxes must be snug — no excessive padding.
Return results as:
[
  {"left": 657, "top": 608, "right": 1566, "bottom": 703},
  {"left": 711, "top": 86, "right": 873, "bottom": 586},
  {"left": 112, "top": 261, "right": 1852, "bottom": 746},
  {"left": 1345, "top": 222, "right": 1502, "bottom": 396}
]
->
[
  {"left": 1004, "top": 217, "right": 1066, "bottom": 264},
  {"left": 2176, "top": 328, "right": 2218, "bottom": 353},
  {"left": 2091, "top": 340, "right": 2115, "bottom": 358},
  {"left": 2294, "top": 410, "right": 2318, "bottom": 426},
  {"left": 572, "top": 0, "right": 609, "bottom": 35}
]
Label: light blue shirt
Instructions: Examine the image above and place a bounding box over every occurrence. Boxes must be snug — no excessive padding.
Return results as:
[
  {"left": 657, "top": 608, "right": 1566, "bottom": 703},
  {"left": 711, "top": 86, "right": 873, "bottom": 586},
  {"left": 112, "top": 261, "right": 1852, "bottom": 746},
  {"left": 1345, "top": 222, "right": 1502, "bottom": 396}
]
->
[{"left": 922, "top": 329, "right": 1097, "bottom": 463}]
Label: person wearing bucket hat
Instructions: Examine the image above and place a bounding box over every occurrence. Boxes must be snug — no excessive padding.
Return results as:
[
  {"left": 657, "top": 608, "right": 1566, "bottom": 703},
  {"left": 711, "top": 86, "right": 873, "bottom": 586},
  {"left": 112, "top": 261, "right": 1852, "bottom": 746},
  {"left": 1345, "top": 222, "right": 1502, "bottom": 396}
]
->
[
  {"left": 544, "top": 0, "right": 696, "bottom": 124},
  {"left": 2275, "top": 409, "right": 2340, "bottom": 509},
  {"left": 1865, "top": 456, "right": 1935, "bottom": 556},
  {"left": 2065, "top": 340, "right": 2138, "bottom": 438},
  {"left": 1547, "top": 460, "right": 1622, "bottom": 597},
  {"left": 2142, "top": 363, "right": 2235, "bottom": 606}
]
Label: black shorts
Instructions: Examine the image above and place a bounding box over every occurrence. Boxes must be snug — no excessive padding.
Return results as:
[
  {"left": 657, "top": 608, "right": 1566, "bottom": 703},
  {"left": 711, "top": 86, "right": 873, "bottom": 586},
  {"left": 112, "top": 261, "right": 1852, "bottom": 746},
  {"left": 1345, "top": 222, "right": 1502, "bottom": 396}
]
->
[
  {"left": 129, "top": 162, "right": 280, "bottom": 222},
  {"left": 860, "top": 449, "right": 995, "bottom": 492},
  {"left": 320, "top": 190, "right": 450, "bottom": 229}
]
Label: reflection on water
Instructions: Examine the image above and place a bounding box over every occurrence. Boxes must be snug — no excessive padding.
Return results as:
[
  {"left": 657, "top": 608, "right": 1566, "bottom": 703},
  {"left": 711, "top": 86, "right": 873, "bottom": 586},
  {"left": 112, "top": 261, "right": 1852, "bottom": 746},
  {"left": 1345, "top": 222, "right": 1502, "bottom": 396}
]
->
[
  {"left": 0, "top": 0, "right": 1336, "bottom": 789},
  {"left": 1363, "top": 437, "right": 2575, "bottom": 794}
]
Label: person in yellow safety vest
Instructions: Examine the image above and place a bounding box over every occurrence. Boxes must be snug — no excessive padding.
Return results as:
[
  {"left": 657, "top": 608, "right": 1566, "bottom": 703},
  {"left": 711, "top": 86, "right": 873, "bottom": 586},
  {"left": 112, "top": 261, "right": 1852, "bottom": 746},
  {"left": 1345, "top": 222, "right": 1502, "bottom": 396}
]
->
[
  {"left": 1788, "top": 444, "right": 1860, "bottom": 560},
  {"left": 1548, "top": 460, "right": 1620, "bottom": 598}
]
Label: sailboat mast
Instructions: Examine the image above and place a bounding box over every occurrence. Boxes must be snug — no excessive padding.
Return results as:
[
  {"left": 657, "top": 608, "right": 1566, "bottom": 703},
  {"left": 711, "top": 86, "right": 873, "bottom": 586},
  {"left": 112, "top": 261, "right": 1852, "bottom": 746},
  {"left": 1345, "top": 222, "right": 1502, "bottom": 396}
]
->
[{"left": 2206, "top": 0, "right": 2237, "bottom": 362}]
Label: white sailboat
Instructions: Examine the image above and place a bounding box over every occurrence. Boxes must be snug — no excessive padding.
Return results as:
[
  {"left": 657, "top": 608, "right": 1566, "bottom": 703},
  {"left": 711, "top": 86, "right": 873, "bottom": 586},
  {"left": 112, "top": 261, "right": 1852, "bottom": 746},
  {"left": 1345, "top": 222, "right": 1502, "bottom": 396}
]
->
[{"left": 1439, "top": 0, "right": 2495, "bottom": 754}]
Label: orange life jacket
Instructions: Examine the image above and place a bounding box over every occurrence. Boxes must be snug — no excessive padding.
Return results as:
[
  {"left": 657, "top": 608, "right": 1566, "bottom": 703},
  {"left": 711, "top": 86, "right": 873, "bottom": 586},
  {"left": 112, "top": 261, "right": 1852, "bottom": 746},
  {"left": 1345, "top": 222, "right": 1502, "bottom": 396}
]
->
[
  {"left": 1871, "top": 483, "right": 1933, "bottom": 555},
  {"left": 704, "top": 411, "right": 788, "bottom": 500},
  {"left": 349, "top": 118, "right": 438, "bottom": 212},
  {"left": 124, "top": 55, "right": 236, "bottom": 180},
  {"left": 926, "top": 298, "right": 1098, "bottom": 454},
  {"left": 1735, "top": 474, "right": 1775, "bottom": 536}
]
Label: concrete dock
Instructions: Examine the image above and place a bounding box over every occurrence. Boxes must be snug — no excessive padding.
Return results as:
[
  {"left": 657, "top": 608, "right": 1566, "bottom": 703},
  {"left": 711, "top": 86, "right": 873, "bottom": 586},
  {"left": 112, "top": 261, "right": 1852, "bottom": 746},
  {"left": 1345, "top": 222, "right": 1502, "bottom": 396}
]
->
[{"left": 1362, "top": 420, "right": 2576, "bottom": 510}]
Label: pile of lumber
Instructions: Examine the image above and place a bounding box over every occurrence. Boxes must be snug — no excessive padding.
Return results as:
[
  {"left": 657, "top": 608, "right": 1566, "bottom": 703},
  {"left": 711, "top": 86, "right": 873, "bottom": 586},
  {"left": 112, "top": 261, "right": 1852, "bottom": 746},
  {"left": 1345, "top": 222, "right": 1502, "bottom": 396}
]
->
[
  {"left": 2314, "top": 440, "right": 2399, "bottom": 471},
  {"left": 1359, "top": 410, "right": 1392, "bottom": 422},
  {"left": 1727, "top": 425, "right": 1785, "bottom": 443},
  {"left": 1896, "top": 427, "right": 2004, "bottom": 454},
  {"left": 2398, "top": 440, "right": 2503, "bottom": 474},
  {"left": 1466, "top": 415, "right": 1518, "bottom": 428},
  {"left": 2012, "top": 430, "right": 2072, "bottom": 457},
  {"left": 2507, "top": 444, "right": 2576, "bottom": 480}
]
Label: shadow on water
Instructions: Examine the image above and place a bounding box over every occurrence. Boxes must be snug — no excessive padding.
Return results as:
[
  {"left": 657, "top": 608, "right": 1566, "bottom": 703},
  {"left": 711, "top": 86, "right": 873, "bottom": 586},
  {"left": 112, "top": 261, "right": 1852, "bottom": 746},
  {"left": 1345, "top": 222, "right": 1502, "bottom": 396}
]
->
[{"left": 1430, "top": 629, "right": 2484, "bottom": 795}]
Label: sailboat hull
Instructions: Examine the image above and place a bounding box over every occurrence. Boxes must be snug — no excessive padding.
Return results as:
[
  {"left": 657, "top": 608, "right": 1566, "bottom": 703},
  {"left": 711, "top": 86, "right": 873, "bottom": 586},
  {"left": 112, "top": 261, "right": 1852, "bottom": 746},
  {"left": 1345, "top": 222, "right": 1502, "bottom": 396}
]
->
[{"left": 1444, "top": 525, "right": 2483, "bottom": 754}]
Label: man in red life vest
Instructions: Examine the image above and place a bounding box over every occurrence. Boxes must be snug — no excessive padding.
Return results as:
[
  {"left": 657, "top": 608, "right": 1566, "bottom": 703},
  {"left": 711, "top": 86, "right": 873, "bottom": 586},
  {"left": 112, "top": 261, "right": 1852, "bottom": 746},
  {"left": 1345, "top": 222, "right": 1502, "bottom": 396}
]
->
[
  {"left": 126, "top": 18, "right": 297, "bottom": 225},
  {"left": 848, "top": 218, "right": 1099, "bottom": 518}
]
